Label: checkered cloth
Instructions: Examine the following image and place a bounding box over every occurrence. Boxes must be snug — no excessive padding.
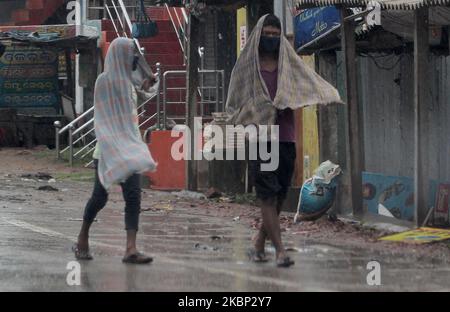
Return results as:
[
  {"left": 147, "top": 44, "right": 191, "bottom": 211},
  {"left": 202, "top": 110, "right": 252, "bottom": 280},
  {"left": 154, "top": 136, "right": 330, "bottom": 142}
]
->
[
  {"left": 94, "top": 38, "right": 156, "bottom": 190},
  {"left": 226, "top": 15, "right": 344, "bottom": 127}
]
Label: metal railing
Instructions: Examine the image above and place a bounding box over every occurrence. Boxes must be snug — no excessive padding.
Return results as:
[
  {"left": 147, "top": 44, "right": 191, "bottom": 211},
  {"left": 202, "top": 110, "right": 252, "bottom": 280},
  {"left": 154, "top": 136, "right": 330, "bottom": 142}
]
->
[
  {"left": 55, "top": 58, "right": 161, "bottom": 167},
  {"left": 88, "top": 0, "right": 142, "bottom": 20},
  {"left": 54, "top": 0, "right": 157, "bottom": 167},
  {"left": 56, "top": 1, "right": 226, "bottom": 167},
  {"left": 165, "top": 3, "right": 188, "bottom": 64},
  {"left": 163, "top": 3, "right": 211, "bottom": 115},
  {"left": 161, "top": 69, "right": 225, "bottom": 129}
]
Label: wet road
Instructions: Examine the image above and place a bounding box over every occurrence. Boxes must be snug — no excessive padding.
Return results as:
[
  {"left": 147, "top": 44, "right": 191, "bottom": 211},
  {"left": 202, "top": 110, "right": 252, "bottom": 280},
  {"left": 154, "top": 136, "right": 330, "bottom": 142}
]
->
[{"left": 1, "top": 175, "right": 450, "bottom": 291}]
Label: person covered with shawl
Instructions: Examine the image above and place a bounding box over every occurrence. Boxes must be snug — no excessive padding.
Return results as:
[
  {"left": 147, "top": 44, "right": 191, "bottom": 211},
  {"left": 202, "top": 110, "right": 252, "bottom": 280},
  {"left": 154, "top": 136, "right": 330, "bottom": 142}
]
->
[
  {"left": 73, "top": 38, "right": 157, "bottom": 264},
  {"left": 226, "top": 15, "right": 343, "bottom": 267}
]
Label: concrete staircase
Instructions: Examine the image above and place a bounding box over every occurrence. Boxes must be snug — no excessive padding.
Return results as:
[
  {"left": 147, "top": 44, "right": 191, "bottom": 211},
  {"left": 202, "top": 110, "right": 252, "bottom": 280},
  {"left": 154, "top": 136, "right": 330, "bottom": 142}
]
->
[{"left": 2, "top": 0, "right": 65, "bottom": 26}]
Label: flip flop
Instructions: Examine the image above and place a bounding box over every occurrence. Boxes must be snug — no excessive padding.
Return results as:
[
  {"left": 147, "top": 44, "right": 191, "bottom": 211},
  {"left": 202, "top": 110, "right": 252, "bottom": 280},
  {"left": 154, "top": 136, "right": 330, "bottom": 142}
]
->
[
  {"left": 247, "top": 248, "right": 269, "bottom": 263},
  {"left": 122, "top": 252, "right": 153, "bottom": 264},
  {"left": 276, "top": 256, "right": 295, "bottom": 268},
  {"left": 72, "top": 243, "right": 93, "bottom": 260}
]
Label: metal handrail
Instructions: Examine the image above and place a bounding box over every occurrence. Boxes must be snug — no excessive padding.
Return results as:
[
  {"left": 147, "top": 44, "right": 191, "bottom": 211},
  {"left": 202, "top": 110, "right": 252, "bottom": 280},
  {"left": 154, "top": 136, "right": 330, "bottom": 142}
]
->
[
  {"left": 56, "top": 87, "right": 159, "bottom": 160},
  {"left": 79, "top": 111, "right": 157, "bottom": 163},
  {"left": 60, "top": 129, "right": 93, "bottom": 155},
  {"left": 104, "top": 4, "right": 120, "bottom": 37},
  {"left": 173, "top": 7, "right": 183, "bottom": 37},
  {"left": 84, "top": 111, "right": 157, "bottom": 169},
  {"left": 139, "top": 112, "right": 157, "bottom": 128},
  {"left": 165, "top": 4, "right": 185, "bottom": 59},
  {"left": 118, "top": 0, "right": 144, "bottom": 54},
  {"left": 162, "top": 69, "right": 225, "bottom": 129},
  {"left": 163, "top": 3, "right": 208, "bottom": 111},
  {"left": 88, "top": 5, "right": 139, "bottom": 10},
  {"left": 104, "top": 1, "right": 144, "bottom": 54},
  {"left": 162, "top": 70, "right": 186, "bottom": 129},
  {"left": 77, "top": 114, "right": 137, "bottom": 160},
  {"left": 72, "top": 127, "right": 95, "bottom": 147},
  {"left": 200, "top": 69, "right": 225, "bottom": 113},
  {"left": 56, "top": 2, "right": 196, "bottom": 166},
  {"left": 111, "top": 0, "right": 128, "bottom": 37},
  {"left": 59, "top": 106, "right": 94, "bottom": 134},
  {"left": 164, "top": 4, "right": 195, "bottom": 66},
  {"left": 72, "top": 118, "right": 94, "bottom": 136},
  {"left": 179, "top": 8, "right": 189, "bottom": 53},
  {"left": 181, "top": 7, "right": 188, "bottom": 24},
  {"left": 74, "top": 138, "right": 96, "bottom": 158},
  {"left": 118, "top": 0, "right": 134, "bottom": 35}
]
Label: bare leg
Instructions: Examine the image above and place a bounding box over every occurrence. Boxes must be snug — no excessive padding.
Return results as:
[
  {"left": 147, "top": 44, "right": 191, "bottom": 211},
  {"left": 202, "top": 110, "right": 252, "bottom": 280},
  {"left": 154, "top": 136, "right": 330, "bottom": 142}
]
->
[
  {"left": 122, "top": 229, "right": 152, "bottom": 264},
  {"left": 77, "top": 159, "right": 107, "bottom": 255},
  {"left": 259, "top": 198, "right": 288, "bottom": 262},
  {"left": 77, "top": 221, "right": 93, "bottom": 251},
  {"left": 254, "top": 228, "right": 266, "bottom": 254},
  {"left": 255, "top": 197, "right": 284, "bottom": 253},
  {"left": 125, "top": 230, "right": 138, "bottom": 257}
]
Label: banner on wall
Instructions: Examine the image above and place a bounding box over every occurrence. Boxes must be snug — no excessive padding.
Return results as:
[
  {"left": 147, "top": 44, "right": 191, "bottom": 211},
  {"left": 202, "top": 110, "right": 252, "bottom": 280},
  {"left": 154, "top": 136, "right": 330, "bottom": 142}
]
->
[{"left": 362, "top": 172, "right": 415, "bottom": 222}]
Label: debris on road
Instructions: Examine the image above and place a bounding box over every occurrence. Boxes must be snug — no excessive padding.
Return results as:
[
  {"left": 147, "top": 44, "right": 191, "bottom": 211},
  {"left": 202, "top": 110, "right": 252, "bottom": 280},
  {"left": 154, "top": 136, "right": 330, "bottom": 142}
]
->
[
  {"left": 153, "top": 202, "right": 173, "bottom": 211},
  {"left": 380, "top": 227, "right": 450, "bottom": 244},
  {"left": 21, "top": 172, "right": 54, "bottom": 181},
  {"left": 15, "top": 150, "right": 31, "bottom": 156},
  {"left": 205, "top": 187, "right": 222, "bottom": 199},
  {"left": 141, "top": 207, "right": 163, "bottom": 212},
  {"left": 68, "top": 218, "right": 98, "bottom": 222},
  {"left": 37, "top": 185, "right": 59, "bottom": 192},
  {"left": 194, "top": 243, "right": 219, "bottom": 251},
  {"left": 172, "top": 190, "right": 207, "bottom": 200}
]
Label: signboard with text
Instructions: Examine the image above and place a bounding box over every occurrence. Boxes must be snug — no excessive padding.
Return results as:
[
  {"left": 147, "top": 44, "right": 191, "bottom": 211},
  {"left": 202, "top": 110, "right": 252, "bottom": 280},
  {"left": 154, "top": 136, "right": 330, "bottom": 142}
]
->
[
  {"left": 0, "top": 46, "right": 60, "bottom": 112},
  {"left": 294, "top": 6, "right": 341, "bottom": 50}
]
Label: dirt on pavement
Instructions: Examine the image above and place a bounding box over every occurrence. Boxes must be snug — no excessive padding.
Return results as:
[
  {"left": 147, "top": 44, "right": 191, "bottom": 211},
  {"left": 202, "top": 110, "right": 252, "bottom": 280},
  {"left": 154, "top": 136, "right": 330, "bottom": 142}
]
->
[{"left": 1, "top": 147, "right": 450, "bottom": 263}]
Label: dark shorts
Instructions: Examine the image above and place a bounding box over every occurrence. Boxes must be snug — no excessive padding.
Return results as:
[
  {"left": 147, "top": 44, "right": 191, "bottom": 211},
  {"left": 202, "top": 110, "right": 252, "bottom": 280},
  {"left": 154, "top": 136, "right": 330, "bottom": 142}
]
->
[{"left": 249, "top": 142, "right": 296, "bottom": 202}]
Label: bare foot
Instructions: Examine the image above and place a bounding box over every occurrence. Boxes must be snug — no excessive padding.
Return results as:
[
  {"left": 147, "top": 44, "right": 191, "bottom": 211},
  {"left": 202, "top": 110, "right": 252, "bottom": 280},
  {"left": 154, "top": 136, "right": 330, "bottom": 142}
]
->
[
  {"left": 73, "top": 236, "right": 93, "bottom": 260},
  {"left": 276, "top": 250, "right": 295, "bottom": 268}
]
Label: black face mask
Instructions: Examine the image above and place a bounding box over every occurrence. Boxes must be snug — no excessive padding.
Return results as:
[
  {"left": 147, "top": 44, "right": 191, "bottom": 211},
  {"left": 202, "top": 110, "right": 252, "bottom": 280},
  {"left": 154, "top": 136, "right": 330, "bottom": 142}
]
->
[
  {"left": 132, "top": 55, "right": 139, "bottom": 71},
  {"left": 0, "top": 42, "right": 5, "bottom": 58},
  {"left": 259, "top": 36, "right": 280, "bottom": 54}
]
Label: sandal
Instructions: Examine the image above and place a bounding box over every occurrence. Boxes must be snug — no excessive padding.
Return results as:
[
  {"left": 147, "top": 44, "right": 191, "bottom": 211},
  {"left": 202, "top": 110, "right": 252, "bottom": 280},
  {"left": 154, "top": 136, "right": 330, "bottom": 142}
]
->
[
  {"left": 247, "top": 248, "right": 269, "bottom": 263},
  {"left": 122, "top": 252, "right": 153, "bottom": 264},
  {"left": 72, "top": 243, "right": 93, "bottom": 260},
  {"left": 276, "top": 256, "right": 295, "bottom": 268}
]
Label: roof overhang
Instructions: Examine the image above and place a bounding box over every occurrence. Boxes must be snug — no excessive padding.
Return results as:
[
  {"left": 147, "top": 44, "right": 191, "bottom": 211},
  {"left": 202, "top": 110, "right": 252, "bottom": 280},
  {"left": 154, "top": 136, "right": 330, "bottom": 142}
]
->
[
  {"left": 295, "top": 0, "right": 450, "bottom": 10},
  {"left": 0, "top": 24, "right": 99, "bottom": 50}
]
